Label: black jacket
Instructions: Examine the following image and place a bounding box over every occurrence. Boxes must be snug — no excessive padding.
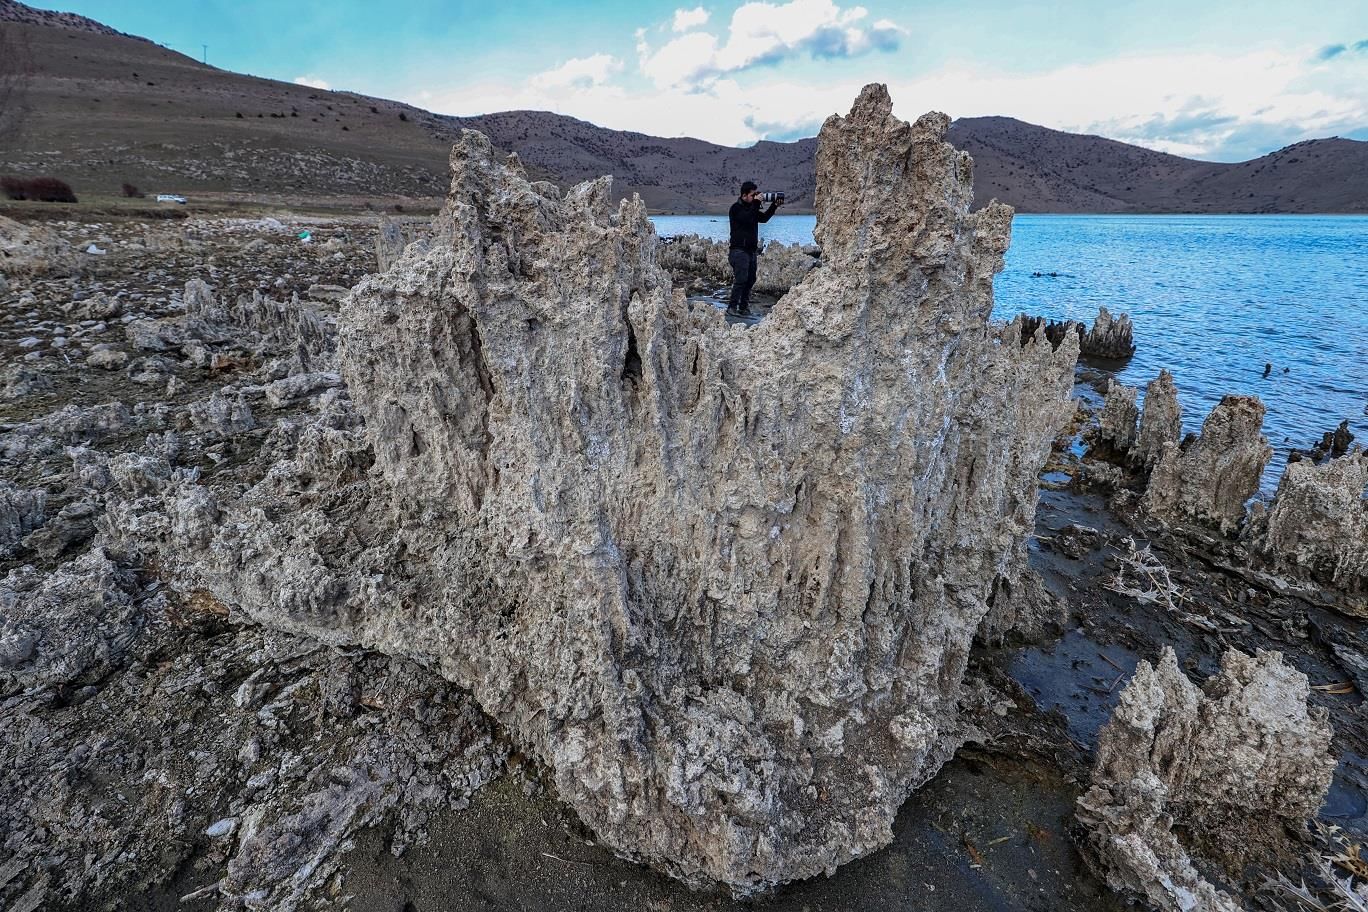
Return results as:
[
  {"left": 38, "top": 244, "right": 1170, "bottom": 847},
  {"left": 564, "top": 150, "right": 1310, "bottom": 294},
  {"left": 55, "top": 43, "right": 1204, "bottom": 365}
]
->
[{"left": 728, "top": 198, "right": 777, "bottom": 254}]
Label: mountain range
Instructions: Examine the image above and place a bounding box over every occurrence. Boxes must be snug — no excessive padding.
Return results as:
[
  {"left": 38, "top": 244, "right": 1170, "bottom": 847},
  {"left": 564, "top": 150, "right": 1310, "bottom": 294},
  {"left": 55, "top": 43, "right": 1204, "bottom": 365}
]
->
[{"left": 2, "top": 0, "right": 1366, "bottom": 213}]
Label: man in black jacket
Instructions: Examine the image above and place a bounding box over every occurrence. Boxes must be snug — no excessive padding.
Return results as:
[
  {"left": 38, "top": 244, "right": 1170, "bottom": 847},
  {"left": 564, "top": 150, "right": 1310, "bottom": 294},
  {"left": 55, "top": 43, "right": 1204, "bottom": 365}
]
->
[{"left": 726, "top": 181, "right": 781, "bottom": 317}]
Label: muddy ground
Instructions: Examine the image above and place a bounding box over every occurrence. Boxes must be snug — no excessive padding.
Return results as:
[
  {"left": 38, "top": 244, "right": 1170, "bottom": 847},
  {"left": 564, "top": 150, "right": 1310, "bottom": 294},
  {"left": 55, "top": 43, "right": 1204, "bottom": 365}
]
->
[{"left": 2, "top": 212, "right": 1363, "bottom": 912}]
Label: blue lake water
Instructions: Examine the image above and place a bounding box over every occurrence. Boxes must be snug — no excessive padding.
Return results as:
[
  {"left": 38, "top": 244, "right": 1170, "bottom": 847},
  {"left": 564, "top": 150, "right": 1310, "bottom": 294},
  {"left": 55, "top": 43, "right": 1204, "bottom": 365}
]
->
[{"left": 652, "top": 214, "right": 1368, "bottom": 492}]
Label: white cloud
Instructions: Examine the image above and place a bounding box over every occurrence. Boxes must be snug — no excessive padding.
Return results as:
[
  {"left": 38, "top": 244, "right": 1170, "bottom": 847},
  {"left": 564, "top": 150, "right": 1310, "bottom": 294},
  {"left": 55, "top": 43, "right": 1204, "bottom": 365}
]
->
[
  {"left": 672, "top": 6, "right": 710, "bottom": 32},
  {"left": 529, "top": 54, "right": 623, "bottom": 91},
  {"left": 404, "top": 27, "right": 1368, "bottom": 162},
  {"left": 640, "top": 0, "right": 903, "bottom": 90},
  {"left": 293, "top": 75, "right": 331, "bottom": 90}
]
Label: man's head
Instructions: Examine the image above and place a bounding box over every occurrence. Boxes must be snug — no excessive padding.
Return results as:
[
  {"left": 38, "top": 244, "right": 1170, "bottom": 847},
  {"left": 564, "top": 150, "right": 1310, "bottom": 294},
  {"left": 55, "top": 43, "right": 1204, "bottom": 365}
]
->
[{"left": 739, "top": 180, "right": 758, "bottom": 202}]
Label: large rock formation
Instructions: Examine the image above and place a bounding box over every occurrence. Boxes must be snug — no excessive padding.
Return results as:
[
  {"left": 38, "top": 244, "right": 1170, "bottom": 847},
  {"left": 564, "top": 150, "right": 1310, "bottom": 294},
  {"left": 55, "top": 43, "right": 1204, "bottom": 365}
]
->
[
  {"left": 1143, "top": 394, "right": 1271, "bottom": 533},
  {"left": 103, "top": 84, "right": 1077, "bottom": 892},
  {"left": 1077, "top": 647, "right": 1335, "bottom": 912}
]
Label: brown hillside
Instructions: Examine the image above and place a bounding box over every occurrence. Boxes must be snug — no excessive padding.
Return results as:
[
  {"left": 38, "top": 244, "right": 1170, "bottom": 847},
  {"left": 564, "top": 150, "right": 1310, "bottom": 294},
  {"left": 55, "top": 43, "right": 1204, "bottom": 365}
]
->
[{"left": 1, "top": 2, "right": 1365, "bottom": 213}]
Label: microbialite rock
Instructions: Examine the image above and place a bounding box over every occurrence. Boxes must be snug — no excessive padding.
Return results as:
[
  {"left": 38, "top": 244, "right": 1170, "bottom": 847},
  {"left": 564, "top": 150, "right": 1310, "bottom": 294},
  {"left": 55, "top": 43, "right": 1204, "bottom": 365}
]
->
[
  {"left": 108, "top": 84, "right": 1078, "bottom": 893},
  {"left": 1076, "top": 647, "right": 1334, "bottom": 912},
  {"left": 1143, "top": 393, "right": 1272, "bottom": 534}
]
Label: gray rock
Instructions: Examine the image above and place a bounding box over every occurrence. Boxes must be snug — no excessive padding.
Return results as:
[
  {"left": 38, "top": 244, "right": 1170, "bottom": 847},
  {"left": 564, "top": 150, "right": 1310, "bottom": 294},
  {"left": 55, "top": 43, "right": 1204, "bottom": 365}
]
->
[
  {"left": 0, "top": 547, "right": 144, "bottom": 692},
  {"left": 0, "top": 215, "right": 77, "bottom": 276},
  {"left": 188, "top": 389, "right": 257, "bottom": 437},
  {"left": 263, "top": 372, "right": 341, "bottom": 409},
  {"left": 1093, "top": 381, "right": 1138, "bottom": 457},
  {"left": 85, "top": 345, "right": 129, "bottom": 371},
  {"left": 1079, "top": 306, "right": 1135, "bottom": 359},
  {"left": 1134, "top": 369, "right": 1181, "bottom": 471},
  {"left": 0, "top": 482, "right": 46, "bottom": 559},
  {"left": 118, "top": 84, "right": 1073, "bottom": 893},
  {"left": 1143, "top": 394, "right": 1272, "bottom": 534},
  {"left": 0, "top": 365, "right": 55, "bottom": 401},
  {"left": 1076, "top": 647, "right": 1334, "bottom": 912},
  {"left": 1251, "top": 449, "right": 1368, "bottom": 612}
]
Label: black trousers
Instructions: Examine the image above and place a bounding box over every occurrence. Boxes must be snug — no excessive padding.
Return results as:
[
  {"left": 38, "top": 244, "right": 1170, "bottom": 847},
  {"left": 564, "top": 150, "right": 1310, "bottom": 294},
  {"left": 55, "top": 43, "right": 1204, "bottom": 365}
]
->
[{"left": 728, "top": 248, "right": 757, "bottom": 312}]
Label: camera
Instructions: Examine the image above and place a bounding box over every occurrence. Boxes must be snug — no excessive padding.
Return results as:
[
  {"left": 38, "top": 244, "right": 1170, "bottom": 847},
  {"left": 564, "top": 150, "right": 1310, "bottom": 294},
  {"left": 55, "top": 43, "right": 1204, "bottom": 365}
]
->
[{"left": 757, "top": 191, "right": 785, "bottom": 204}]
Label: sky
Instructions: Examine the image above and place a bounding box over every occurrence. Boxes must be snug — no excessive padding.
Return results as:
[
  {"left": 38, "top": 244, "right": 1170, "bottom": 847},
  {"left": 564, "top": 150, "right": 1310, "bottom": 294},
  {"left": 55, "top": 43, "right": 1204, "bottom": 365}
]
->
[{"left": 29, "top": 0, "right": 1368, "bottom": 160}]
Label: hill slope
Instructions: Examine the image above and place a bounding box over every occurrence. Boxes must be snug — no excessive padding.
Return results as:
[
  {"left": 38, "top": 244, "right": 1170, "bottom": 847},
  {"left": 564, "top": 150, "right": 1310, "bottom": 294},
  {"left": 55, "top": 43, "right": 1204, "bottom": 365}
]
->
[{"left": 2, "top": 1, "right": 1365, "bottom": 213}]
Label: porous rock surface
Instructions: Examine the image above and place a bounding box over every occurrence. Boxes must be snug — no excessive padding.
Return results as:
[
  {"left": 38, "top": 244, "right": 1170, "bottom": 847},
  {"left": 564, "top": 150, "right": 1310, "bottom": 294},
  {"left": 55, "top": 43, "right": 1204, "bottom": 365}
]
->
[
  {"left": 1134, "top": 369, "right": 1181, "bottom": 471},
  {"left": 104, "top": 84, "right": 1077, "bottom": 892},
  {"left": 1092, "top": 380, "right": 1139, "bottom": 458},
  {"left": 1143, "top": 394, "right": 1271, "bottom": 534},
  {"left": 1076, "top": 647, "right": 1334, "bottom": 912},
  {"left": 0, "top": 214, "right": 77, "bottom": 277},
  {"left": 1252, "top": 450, "right": 1368, "bottom": 612}
]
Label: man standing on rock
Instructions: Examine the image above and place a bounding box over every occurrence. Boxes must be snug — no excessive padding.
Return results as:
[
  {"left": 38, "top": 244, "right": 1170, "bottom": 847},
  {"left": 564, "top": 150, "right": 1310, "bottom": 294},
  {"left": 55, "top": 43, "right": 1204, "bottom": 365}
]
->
[{"left": 727, "top": 181, "right": 782, "bottom": 317}]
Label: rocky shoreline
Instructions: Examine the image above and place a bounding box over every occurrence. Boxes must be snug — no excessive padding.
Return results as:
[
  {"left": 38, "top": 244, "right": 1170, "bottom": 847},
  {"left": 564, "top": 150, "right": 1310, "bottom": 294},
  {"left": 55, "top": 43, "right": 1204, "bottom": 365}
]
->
[{"left": 3, "top": 85, "right": 1366, "bottom": 912}]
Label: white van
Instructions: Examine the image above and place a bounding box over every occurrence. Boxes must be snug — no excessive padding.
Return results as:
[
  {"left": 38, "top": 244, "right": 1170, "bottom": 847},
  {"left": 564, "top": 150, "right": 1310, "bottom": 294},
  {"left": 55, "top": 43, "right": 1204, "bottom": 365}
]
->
[{"left": 156, "top": 194, "right": 187, "bottom": 204}]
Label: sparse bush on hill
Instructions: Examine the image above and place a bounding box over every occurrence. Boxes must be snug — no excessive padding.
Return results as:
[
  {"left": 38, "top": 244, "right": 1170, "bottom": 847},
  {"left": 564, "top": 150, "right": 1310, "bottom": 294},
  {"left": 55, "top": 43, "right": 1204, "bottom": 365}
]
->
[
  {"left": 2, "top": 175, "right": 78, "bottom": 202},
  {"left": 398, "top": 112, "right": 408, "bottom": 122},
  {"left": 121, "top": 182, "right": 144, "bottom": 198}
]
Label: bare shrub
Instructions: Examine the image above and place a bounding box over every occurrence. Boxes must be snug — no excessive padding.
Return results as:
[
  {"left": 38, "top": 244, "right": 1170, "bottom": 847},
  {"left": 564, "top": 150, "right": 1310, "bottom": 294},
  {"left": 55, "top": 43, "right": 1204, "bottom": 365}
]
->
[
  {"left": 121, "top": 182, "right": 144, "bottom": 198},
  {"left": 1, "top": 175, "right": 79, "bottom": 203}
]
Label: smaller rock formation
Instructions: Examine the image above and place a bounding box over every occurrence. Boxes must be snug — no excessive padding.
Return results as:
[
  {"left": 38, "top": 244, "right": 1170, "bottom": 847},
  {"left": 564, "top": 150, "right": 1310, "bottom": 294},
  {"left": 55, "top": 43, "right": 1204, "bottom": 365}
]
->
[
  {"left": 1076, "top": 647, "right": 1335, "bottom": 912},
  {"left": 0, "top": 214, "right": 76, "bottom": 276},
  {"left": 1252, "top": 450, "right": 1368, "bottom": 612},
  {"left": 188, "top": 388, "right": 257, "bottom": 438},
  {"left": 1143, "top": 394, "right": 1271, "bottom": 534},
  {"left": 0, "top": 547, "right": 144, "bottom": 692},
  {"left": 1079, "top": 307, "right": 1135, "bottom": 359},
  {"left": 1134, "top": 369, "right": 1181, "bottom": 471},
  {"left": 0, "top": 364, "right": 55, "bottom": 402},
  {"left": 375, "top": 216, "right": 430, "bottom": 273},
  {"left": 753, "top": 241, "right": 820, "bottom": 295},
  {"left": 1303, "top": 419, "right": 1356, "bottom": 462},
  {"left": 1092, "top": 380, "right": 1139, "bottom": 458},
  {"left": 1017, "top": 314, "right": 1077, "bottom": 350},
  {"left": 656, "top": 234, "right": 819, "bottom": 298},
  {"left": 1019, "top": 307, "right": 1134, "bottom": 360},
  {"left": 0, "top": 482, "right": 47, "bottom": 559}
]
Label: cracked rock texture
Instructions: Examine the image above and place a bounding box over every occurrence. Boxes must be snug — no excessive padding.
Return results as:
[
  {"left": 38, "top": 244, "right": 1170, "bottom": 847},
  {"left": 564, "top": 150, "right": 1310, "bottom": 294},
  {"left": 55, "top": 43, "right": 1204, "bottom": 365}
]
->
[
  {"left": 1134, "top": 369, "right": 1181, "bottom": 472},
  {"left": 115, "top": 84, "right": 1077, "bottom": 893},
  {"left": 1252, "top": 450, "right": 1368, "bottom": 612},
  {"left": 1076, "top": 647, "right": 1334, "bottom": 912},
  {"left": 1143, "top": 394, "right": 1271, "bottom": 534}
]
